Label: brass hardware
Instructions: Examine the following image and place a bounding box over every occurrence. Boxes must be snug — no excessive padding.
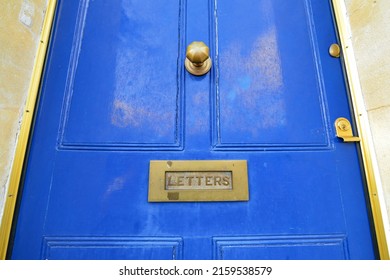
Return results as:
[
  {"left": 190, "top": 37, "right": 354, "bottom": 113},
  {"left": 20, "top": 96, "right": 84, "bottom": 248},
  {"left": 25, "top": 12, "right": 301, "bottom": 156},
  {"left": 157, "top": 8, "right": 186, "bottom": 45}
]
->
[
  {"left": 148, "top": 160, "right": 248, "bottom": 202},
  {"left": 329, "top": 43, "right": 341, "bottom": 58},
  {"left": 185, "top": 41, "right": 212, "bottom": 76},
  {"left": 335, "top": 117, "right": 360, "bottom": 142}
]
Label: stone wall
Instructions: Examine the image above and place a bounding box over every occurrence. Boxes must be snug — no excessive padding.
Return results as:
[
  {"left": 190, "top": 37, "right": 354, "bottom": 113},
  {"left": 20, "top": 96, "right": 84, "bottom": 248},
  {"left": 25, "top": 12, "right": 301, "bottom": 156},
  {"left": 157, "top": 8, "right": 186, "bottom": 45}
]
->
[
  {"left": 344, "top": 0, "right": 390, "bottom": 222},
  {"left": 0, "top": 0, "right": 48, "bottom": 221}
]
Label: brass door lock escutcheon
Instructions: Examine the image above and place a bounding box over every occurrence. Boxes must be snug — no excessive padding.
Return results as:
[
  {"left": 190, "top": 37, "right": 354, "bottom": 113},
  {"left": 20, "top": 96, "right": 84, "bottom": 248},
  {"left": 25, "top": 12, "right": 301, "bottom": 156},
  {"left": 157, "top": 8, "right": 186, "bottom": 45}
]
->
[
  {"left": 335, "top": 117, "right": 360, "bottom": 142},
  {"left": 185, "top": 41, "right": 212, "bottom": 76}
]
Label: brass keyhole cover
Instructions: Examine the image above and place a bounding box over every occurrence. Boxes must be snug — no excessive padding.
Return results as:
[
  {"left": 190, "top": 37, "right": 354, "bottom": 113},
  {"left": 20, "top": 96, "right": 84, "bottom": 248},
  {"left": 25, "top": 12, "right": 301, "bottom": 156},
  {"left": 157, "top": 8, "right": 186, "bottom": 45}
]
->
[
  {"left": 185, "top": 41, "right": 212, "bottom": 76},
  {"left": 337, "top": 119, "right": 351, "bottom": 131}
]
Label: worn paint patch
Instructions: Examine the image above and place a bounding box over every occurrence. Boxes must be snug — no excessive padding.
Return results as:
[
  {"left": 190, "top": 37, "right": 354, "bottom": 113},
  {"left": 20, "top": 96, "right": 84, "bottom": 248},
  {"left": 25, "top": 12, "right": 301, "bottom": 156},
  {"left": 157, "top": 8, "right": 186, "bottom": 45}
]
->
[
  {"left": 219, "top": 27, "right": 286, "bottom": 135},
  {"left": 111, "top": 99, "right": 174, "bottom": 137},
  {"left": 19, "top": 0, "right": 35, "bottom": 27},
  {"left": 104, "top": 176, "right": 125, "bottom": 199}
]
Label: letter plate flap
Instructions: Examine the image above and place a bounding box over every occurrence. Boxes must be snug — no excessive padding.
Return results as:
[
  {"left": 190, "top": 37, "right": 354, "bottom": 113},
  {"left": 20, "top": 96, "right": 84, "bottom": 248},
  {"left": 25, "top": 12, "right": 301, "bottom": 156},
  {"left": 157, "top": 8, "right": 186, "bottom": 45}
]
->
[{"left": 148, "top": 160, "right": 249, "bottom": 202}]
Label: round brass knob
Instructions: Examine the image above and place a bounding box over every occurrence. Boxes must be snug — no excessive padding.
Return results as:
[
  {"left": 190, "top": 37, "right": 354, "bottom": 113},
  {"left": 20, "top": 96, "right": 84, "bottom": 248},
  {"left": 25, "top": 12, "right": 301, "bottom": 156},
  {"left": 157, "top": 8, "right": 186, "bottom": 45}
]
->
[
  {"left": 329, "top": 43, "right": 341, "bottom": 58},
  {"left": 185, "top": 41, "right": 212, "bottom": 76}
]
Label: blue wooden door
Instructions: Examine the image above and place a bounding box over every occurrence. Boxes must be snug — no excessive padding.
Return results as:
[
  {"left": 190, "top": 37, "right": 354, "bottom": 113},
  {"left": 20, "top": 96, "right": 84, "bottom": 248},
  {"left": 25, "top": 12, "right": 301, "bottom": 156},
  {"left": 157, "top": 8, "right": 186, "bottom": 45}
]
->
[{"left": 11, "top": 0, "right": 376, "bottom": 259}]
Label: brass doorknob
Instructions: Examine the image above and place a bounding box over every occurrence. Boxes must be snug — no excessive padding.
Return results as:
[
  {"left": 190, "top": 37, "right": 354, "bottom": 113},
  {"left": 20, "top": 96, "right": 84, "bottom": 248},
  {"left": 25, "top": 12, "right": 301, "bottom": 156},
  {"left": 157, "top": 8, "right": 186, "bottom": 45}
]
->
[{"left": 185, "top": 41, "right": 212, "bottom": 76}]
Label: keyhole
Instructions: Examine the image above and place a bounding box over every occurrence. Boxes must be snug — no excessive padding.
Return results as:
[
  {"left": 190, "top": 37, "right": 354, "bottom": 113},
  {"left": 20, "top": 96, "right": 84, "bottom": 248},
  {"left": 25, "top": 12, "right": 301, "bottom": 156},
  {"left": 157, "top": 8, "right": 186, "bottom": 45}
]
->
[{"left": 338, "top": 120, "right": 350, "bottom": 131}]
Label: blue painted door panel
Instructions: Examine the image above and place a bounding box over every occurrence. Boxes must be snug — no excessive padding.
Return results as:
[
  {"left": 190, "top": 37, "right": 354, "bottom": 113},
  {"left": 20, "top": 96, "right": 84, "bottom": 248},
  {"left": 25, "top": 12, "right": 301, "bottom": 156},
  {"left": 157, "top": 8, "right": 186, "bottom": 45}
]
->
[{"left": 11, "top": 0, "right": 375, "bottom": 259}]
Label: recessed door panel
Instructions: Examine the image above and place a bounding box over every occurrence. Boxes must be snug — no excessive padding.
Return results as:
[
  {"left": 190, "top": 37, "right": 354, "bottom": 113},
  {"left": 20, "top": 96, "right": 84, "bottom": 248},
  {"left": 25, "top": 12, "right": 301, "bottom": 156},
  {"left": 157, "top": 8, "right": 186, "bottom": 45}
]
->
[
  {"left": 214, "top": 0, "right": 328, "bottom": 148},
  {"left": 61, "top": 0, "right": 184, "bottom": 148}
]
